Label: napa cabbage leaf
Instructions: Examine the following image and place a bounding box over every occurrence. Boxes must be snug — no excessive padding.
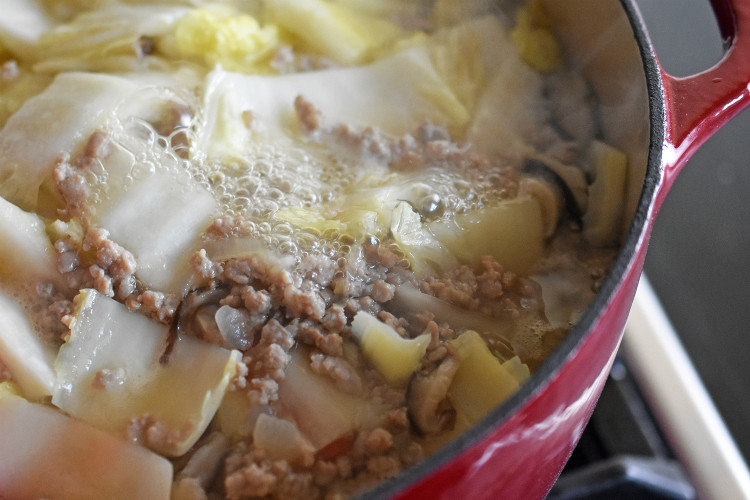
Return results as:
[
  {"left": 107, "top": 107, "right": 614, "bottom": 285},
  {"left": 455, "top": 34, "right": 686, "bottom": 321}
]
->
[
  {"left": 0, "top": 291, "right": 57, "bottom": 402},
  {"left": 0, "top": 383, "right": 173, "bottom": 500},
  {"left": 198, "top": 47, "right": 468, "bottom": 158},
  {"left": 52, "top": 289, "right": 242, "bottom": 457}
]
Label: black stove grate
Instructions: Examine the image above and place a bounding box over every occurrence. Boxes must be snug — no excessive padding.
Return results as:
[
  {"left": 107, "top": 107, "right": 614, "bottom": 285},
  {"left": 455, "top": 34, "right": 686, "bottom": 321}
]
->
[{"left": 547, "top": 358, "right": 696, "bottom": 500}]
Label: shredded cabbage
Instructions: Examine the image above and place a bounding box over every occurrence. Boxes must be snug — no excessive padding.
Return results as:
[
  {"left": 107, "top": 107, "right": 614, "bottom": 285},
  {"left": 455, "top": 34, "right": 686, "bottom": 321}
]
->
[{"left": 169, "top": 5, "right": 280, "bottom": 73}]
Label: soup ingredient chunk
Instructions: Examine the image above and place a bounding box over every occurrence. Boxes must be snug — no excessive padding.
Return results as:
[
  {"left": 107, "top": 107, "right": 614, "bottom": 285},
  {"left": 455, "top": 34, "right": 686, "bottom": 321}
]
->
[
  {"left": 0, "top": 382, "right": 173, "bottom": 500},
  {"left": 53, "top": 288, "right": 242, "bottom": 456}
]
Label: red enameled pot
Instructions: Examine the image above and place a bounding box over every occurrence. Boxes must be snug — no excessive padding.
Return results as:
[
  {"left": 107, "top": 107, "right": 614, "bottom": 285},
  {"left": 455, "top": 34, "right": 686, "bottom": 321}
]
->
[{"left": 362, "top": 1, "right": 750, "bottom": 498}]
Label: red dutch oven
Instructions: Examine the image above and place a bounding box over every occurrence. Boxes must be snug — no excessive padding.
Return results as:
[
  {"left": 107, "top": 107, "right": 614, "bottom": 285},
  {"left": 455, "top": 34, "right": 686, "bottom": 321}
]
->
[{"left": 361, "top": 1, "right": 750, "bottom": 499}]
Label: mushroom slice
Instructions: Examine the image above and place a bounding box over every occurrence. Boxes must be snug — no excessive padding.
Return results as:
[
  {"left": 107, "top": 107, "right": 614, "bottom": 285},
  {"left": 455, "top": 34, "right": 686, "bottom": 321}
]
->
[
  {"left": 173, "top": 431, "right": 230, "bottom": 494},
  {"left": 522, "top": 157, "right": 584, "bottom": 228},
  {"left": 407, "top": 356, "right": 460, "bottom": 436},
  {"left": 519, "top": 176, "right": 562, "bottom": 239}
]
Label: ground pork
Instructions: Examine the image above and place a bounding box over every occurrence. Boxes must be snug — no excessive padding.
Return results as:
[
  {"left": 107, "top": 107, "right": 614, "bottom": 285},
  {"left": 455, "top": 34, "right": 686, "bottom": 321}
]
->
[
  {"left": 321, "top": 306, "right": 347, "bottom": 334},
  {"left": 293, "top": 321, "right": 343, "bottom": 357},
  {"left": 53, "top": 153, "right": 90, "bottom": 220},
  {"left": 282, "top": 283, "right": 326, "bottom": 321},
  {"left": 422, "top": 265, "right": 479, "bottom": 310},
  {"left": 369, "top": 280, "right": 395, "bottom": 303},
  {"left": 299, "top": 254, "right": 337, "bottom": 288},
  {"left": 53, "top": 132, "right": 113, "bottom": 220},
  {"left": 205, "top": 215, "right": 257, "bottom": 239},
  {"left": 126, "top": 290, "right": 180, "bottom": 324},
  {"left": 249, "top": 344, "right": 290, "bottom": 382},
  {"left": 91, "top": 367, "right": 126, "bottom": 390},
  {"left": 293, "top": 96, "right": 508, "bottom": 179},
  {"left": 259, "top": 319, "right": 295, "bottom": 351},
  {"left": 222, "top": 426, "right": 422, "bottom": 500},
  {"left": 239, "top": 286, "right": 272, "bottom": 315},
  {"left": 190, "top": 249, "right": 224, "bottom": 281},
  {"left": 83, "top": 227, "right": 137, "bottom": 299},
  {"left": 309, "top": 353, "right": 362, "bottom": 395},
  {"left": 29, "top": 283, "right": 74, "bottom": 342},
  {"left": 126, "top": 415, "right": 192, "bottom": 454},
  {"left": 247, "top": 377, "right": 280, "bottom": 406}
]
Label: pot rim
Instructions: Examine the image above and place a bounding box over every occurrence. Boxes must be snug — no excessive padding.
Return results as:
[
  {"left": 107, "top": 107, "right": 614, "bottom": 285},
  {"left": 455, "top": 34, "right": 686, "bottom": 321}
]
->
[{"left": 361, "top": 1, "right": 667, "bottom": 498}]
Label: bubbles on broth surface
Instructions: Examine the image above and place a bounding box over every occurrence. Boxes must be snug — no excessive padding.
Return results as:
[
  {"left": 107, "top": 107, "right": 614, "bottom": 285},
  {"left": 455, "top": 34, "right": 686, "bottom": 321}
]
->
[{"left": 104, "top": 86, "right": 520, "bottom": 264}]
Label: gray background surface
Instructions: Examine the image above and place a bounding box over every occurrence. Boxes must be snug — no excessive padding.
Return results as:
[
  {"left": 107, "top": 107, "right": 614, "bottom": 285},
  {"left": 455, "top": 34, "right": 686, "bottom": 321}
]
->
[{"left": 632, "top": 0, "right": 750, "bottom": 463}]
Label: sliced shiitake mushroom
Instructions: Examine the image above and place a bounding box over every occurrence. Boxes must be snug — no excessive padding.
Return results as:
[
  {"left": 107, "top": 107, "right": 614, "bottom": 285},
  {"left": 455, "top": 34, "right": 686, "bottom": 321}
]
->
[
  {"left": 163, "top": 285, "right": 231, "bottom": 362},
  {"left": 521, "top": 157, "right": 584, "bottom": 237},
  {"left": 167, "top": 285, "right": 231, "bottom": 351},
  {"left": 407, "top": 356, "right": 461, "bottom": 436},
  {"left": 172, "top": 431, "right": 231, "bottom": 493}
]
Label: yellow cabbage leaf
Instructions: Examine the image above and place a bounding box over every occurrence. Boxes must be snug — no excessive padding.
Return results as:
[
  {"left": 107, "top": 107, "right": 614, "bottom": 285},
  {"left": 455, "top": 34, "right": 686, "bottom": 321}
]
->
[
  {"left": 583, "top": 141, "right": 628, "bottom": 246},
  {"left": 510, "top": 0, "right": 562, "bottom": 74},
  {"left": 449, "top": 330, "right": 529, "bottom": 423},
  {"left": 170, "top": 5, "right": 280, "bottom": 73},
  {"left": 32, "top": 4, "right": 189, "bottom": 73},
  {"left": 429, "top": 197, "right": 545, "bottom": 275},
  {"left": 351, "top": 310, "right": 430, "bottom": 384}
]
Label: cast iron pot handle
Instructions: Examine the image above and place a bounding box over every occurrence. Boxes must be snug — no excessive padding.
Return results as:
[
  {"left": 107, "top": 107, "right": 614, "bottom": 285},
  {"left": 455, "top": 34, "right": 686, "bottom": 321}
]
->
[{"left": 661, "top": 0, "right": 750, "bottom": 178}]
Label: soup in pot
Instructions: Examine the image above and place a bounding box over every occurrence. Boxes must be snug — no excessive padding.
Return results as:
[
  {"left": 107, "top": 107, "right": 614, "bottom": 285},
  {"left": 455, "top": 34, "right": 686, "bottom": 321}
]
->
[{"left": 0, "top": 0, "right": 627, "bottom": 498}]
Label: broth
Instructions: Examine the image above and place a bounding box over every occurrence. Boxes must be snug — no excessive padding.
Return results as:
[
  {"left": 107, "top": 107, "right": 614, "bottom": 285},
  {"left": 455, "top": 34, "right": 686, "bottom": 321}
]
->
[{"left": 0, "top": 1, "right": 625, "bottom": 498}]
